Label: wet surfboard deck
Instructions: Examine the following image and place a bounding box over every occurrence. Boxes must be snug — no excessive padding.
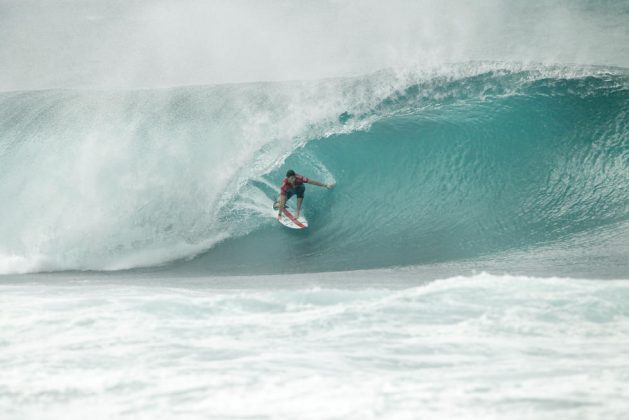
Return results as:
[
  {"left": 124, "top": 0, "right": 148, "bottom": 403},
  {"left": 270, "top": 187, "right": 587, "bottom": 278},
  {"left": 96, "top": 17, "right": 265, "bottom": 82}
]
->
[{"left": 277, "top": 207, "right": 308, "bottom": 229}]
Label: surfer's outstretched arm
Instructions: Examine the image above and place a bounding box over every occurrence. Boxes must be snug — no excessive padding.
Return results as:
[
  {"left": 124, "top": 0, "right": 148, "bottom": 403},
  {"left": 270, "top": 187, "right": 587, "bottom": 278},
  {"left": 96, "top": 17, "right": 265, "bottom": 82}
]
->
[{"left": 308, "top": 179, "right": 336, "bottom": 189}]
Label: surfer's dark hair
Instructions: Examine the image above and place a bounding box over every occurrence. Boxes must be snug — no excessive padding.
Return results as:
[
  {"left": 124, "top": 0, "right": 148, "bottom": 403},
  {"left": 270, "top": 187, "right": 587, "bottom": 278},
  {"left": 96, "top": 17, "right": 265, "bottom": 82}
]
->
[{"left": 286, "top": 169, "right": 296, "bottom": 177}]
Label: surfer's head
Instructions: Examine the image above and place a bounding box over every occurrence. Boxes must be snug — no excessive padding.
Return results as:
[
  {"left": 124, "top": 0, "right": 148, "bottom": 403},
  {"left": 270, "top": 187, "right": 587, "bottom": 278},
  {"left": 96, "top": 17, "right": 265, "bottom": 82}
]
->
[{"left": 286, "top": 169, "right": 296, "bottom": 182}]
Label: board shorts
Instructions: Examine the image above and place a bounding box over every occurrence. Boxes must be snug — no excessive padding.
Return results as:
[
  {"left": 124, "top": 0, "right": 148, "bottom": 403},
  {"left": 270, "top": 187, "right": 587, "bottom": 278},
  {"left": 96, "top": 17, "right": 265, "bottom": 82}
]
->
[
  {"left": 273, "top": 184, "right": 306, "bottom": 210},
  {"left": 284, "top": 184, "right": 305, "bottom": 200},
  {"left": 274, "top": 185, "right": 306, "bottom": 209}
]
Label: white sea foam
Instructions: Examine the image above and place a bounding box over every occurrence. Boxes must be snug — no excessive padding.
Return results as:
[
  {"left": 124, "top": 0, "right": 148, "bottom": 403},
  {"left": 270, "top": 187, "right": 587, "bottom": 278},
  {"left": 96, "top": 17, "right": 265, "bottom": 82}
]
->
[{"left": 1, "top": 272, "right": 628, "bottom": 419}]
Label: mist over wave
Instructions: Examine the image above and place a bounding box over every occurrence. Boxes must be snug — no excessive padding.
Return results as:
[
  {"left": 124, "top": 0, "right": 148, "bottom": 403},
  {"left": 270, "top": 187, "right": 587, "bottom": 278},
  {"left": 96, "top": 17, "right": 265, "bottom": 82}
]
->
[{"left": 1, "top": 0, "right": 628, "bottom": 90}]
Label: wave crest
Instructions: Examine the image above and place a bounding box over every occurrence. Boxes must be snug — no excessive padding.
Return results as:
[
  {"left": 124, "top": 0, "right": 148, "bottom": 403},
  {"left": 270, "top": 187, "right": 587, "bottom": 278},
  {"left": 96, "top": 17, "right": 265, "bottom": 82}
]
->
[{"left": 1, "top": 63, "right": 627, "bottom": 274}]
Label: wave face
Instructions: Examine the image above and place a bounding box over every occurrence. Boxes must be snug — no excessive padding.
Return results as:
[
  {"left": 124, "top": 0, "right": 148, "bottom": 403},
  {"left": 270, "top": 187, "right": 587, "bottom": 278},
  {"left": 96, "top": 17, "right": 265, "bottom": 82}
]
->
[{"left": 1, "top": 64, "right": 628, "bottom": 274}]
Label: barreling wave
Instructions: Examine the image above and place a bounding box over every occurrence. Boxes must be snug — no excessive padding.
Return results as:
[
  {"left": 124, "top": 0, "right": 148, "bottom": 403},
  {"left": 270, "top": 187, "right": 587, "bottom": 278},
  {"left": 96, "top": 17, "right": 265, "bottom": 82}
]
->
[{"left": 1, "top": 62, "right": 628, "bottom": 274}]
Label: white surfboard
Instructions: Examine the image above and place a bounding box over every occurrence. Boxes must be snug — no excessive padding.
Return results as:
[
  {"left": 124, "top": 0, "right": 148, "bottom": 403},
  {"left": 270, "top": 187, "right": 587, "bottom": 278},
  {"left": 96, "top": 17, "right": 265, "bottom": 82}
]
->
[{"left": 277, "top": 207, "right": 308, "bottom": 229}]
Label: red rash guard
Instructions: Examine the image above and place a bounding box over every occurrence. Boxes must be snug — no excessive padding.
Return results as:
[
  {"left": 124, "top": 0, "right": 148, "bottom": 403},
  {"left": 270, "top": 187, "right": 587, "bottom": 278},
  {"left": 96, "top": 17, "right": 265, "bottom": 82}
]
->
[{"left": 280, "top": 175, "right": 309, "bottom": 194}]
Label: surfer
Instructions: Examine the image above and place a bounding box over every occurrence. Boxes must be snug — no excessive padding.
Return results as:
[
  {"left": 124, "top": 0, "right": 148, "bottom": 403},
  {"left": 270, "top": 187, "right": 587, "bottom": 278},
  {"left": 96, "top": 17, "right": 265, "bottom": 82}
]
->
[{"left": 274, "top": 169, "right": 335, "bottom": 219}]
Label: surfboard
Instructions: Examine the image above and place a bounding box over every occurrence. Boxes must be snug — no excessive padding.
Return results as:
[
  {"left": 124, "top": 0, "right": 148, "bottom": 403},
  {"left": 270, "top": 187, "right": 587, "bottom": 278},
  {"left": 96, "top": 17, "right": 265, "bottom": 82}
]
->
[{"left": 277, "top": 207, "right": 308, "bottom": 229}]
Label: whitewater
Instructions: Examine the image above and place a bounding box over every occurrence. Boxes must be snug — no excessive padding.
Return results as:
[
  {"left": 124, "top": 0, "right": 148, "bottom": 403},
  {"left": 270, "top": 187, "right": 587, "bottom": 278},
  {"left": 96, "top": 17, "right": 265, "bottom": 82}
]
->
[{"left": 1, "top": 1, "right": 629, "bottom": 419}]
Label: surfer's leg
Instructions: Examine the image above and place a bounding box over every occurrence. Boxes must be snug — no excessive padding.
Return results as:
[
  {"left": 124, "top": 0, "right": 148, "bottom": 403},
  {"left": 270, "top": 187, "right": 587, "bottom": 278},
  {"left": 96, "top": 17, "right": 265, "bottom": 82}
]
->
[
  {"left": 274, "top": 193, "right": 288, "bottom": 212},
  {"left": 276, "top": 188, "right": 297, "bottom": 210},
  {"left": 295, "top": 185, "right": 305, "bottom": 217}
]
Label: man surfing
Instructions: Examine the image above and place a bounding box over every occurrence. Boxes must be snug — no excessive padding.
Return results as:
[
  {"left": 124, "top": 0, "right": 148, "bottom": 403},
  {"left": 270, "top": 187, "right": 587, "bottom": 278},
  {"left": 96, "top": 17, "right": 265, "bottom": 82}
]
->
[{"left": 273, "top": 169, "right": 335, "bottom": 219}]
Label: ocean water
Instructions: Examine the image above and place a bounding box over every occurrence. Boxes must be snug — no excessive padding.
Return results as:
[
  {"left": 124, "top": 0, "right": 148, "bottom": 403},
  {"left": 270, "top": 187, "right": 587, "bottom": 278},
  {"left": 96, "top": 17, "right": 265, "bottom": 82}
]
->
[
  {"left": 2, "top": 1, "right": 629, "bottom": 419},
  {"left": 2, "top": 272, "right": 629, "bottom": 420}
]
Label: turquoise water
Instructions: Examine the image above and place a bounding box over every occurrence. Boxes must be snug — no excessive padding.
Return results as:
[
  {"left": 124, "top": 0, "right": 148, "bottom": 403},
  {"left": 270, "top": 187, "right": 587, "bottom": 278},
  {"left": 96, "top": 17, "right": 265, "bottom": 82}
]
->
[
  {"left": 2, "top": 1, "right": 629, "bottom": 418},
  {"left": 1, "top": 65, "right": 627, "bottom": 275},
  {"left": 195, "top": 70, "right": 629, "bottom": 274}
]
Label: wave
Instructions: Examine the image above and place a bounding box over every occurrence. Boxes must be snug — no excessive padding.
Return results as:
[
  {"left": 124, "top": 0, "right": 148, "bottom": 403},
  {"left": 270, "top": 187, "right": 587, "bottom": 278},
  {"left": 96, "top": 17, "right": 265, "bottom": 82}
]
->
[{"left": 1, "top": 62, "right": 628, "bottom": 274}]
